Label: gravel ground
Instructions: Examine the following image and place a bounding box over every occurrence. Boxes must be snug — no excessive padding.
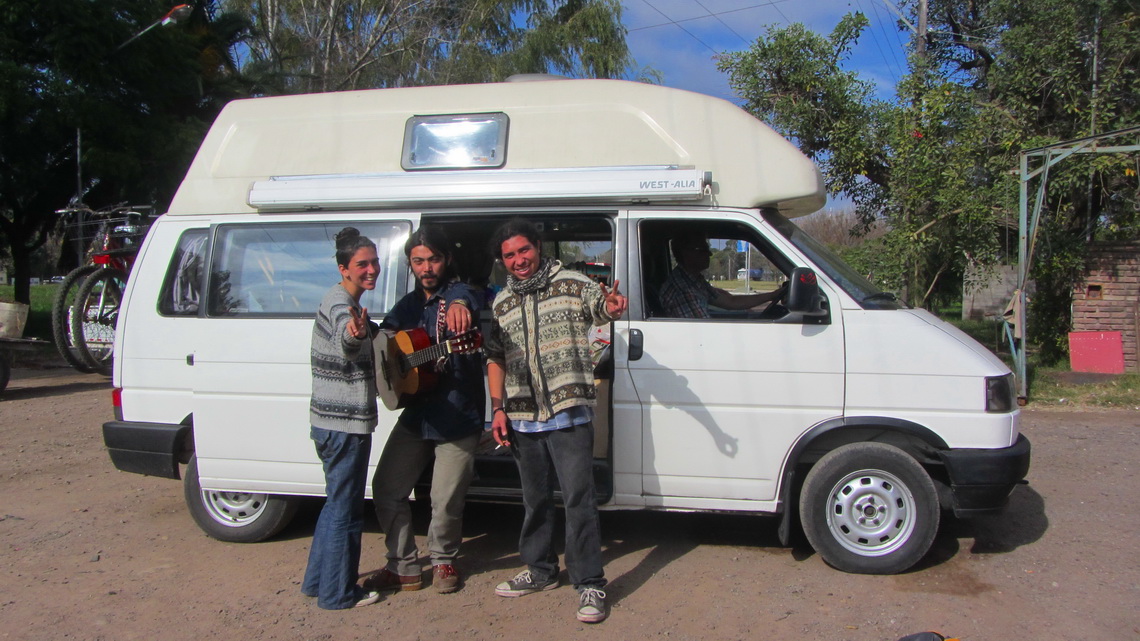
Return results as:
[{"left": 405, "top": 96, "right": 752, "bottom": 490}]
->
[{"left": 1, "top": 365, "right": 1138, "bottom": 641}]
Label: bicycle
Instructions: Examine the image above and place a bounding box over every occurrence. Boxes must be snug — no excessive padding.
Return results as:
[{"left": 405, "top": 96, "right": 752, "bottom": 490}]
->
[{"left": 51, "top": 204, "right": 152, "bottom": 374}]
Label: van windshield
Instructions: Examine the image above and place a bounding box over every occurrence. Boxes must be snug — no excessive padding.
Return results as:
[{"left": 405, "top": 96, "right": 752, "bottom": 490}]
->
[{"left": 761, "top": 209, "right": 905, "bottom": 310}]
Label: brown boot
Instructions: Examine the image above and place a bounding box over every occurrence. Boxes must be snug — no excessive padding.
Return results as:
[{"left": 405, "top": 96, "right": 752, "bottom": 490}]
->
[
  {"left": 433, "top": 564, "right": 461, "bottom": 594},
  {"left": 363, "top": 568, "right": 422, "bottom": 592}
]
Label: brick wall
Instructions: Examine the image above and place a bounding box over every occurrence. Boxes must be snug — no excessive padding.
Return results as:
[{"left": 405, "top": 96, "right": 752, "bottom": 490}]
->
[{"left": 1072, "top": 241, "right": 1140, "bottom": 372}]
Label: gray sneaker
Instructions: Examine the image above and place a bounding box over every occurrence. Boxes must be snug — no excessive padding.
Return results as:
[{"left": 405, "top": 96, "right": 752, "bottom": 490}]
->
[
  {"left": 576, "top": 587, "right": 607, "bottom": 623},
  {"left": 494, "top": 570, "right": 560, "bottom": 597}
]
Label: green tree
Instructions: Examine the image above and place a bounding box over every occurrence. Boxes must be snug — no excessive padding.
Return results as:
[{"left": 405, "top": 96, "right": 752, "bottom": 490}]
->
[
  {"left": 926, "top": 0, "right": 1140, "bottom": 360},
  {"left": 717, "top": 0, "right": 1138, "bottom": 333},
  {"left": 0, "top": 0, "right": 248, "bottom": 303},
  {"left": 718, "top": 15, "right": 999, "bottom": 310},
  {"left": 226, "top": 0, "right": 634, "bottom": 94},
  {"left": 717, "top": 15, "right": 891, "bottom": 214}
]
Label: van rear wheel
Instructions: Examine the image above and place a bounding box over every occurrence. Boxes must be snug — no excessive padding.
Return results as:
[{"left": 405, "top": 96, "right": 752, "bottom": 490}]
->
[
  {"left": 799, "top": 442, "right": 939, "bottom": 575},
  {"left": 184, "top": 455, "right": 299, "bottom": 543}
]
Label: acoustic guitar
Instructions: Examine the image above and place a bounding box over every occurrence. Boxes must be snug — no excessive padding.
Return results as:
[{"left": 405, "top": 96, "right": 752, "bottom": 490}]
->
[{"left": 373, "top": 328, "right": 482, "bottom": 411}]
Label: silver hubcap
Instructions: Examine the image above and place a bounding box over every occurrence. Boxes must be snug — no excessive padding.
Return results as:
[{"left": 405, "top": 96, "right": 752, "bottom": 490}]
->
[
  {"left": 200, "top": 489, "right": 268, "bottom": 528},
  {"left": 824, "top": 468, "right": 917, "bottom": 557}
]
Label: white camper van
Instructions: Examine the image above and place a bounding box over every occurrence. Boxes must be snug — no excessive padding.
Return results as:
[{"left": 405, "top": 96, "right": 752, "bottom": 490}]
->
[{"left": 103, "top": 78, "right": 1029, "bottom": 575}]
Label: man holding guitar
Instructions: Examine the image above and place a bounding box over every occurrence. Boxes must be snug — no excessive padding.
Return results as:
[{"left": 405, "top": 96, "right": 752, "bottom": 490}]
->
[
  {"left": 486, "top": 218, "right": 627, "bottom": 624},
  {"left": 366, "top": 226, "right": 484, "bottom": 595}
]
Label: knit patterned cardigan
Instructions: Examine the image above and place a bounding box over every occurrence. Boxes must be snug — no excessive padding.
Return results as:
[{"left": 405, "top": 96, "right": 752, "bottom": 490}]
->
[{"left": 486, "top": 262, "right": 616, "bottom": 422}]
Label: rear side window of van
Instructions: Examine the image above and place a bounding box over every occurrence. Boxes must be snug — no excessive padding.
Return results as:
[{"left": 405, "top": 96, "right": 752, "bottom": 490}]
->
[
  {"left": 206, "top": 221, "right": 410, "bottom": 317},
  {"left": 159, "top": 229, "right": 208, "bottom": 316}
]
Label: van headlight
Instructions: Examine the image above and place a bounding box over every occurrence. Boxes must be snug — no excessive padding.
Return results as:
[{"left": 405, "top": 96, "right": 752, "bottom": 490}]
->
[{"left": 985, "top": 374, "right": 1015, "bottom": 412}]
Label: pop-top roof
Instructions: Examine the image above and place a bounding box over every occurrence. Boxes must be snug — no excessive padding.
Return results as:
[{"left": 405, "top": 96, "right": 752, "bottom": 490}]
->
[{"left": 167, "top": 78, "right": 825, "bottom": 217}]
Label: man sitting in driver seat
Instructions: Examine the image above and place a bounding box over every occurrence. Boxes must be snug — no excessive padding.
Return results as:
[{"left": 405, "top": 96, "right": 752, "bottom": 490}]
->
[{"left": 659, "top": 234, "right": 786, "bottom": 318}]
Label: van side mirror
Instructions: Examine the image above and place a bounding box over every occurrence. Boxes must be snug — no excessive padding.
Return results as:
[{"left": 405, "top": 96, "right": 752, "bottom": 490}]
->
[{"left": 785, "top": 267, "right": 826, "bottom": 316}]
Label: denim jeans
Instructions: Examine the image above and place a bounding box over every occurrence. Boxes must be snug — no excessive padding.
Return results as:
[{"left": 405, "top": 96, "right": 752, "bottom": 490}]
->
[
  {"left": 372, "top": 423, "right": 479, "bottom": 575},
  {"left": 514, "top": 422, "right": 605, "bottom": 589},
  {"left": 302, "top": 426, "right": 372, "bottom": 609}
]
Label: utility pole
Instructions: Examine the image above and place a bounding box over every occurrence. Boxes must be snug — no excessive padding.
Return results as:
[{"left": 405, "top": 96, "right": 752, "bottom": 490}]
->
[
  {"left": 879, "top": 0, "right": 929, "bottom": 304},
  {"left": 917, "top": 0, "right": 928, "bottom": 58},
  {"left": 904, "top": 0, "right": 928, "bottom": 305},
  {"left": 1087, "top": 7, "right": 1101, "bottom": 242}
]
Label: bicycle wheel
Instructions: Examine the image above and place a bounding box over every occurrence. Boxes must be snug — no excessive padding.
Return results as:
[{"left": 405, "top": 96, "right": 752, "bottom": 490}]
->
[
  {"left": 51, "top": 264, "right": 102, "bottom": 373},
  {"left": 70, "top": 268, "right": 128, "bottom": 375}
]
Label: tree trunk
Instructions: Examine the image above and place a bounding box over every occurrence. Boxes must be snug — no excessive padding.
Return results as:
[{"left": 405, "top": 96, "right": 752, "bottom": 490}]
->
[{"left": 10, "top": 242, "right": 32, "bottom": 305}]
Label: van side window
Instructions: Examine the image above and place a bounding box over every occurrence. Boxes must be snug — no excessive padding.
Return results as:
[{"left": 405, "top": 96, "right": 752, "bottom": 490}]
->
[
  {"left": 206, "top": 222, "right": 410, "bottom": 317},
  {"left": 159, "top": 229, "right": 208, "bottom": 316},
  {"left": 639, "top": 219, "right": 792, "bottom": 322}
]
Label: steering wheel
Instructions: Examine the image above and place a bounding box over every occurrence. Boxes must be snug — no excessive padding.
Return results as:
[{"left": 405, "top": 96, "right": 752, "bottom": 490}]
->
[{"left": 752, "top": 283, "right": 790, "bottom": 320}]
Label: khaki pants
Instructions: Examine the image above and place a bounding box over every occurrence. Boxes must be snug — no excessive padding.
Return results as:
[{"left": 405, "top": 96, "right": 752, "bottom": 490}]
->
[{"left": 371, "top": 423, "right": 479, "bottom": 575}]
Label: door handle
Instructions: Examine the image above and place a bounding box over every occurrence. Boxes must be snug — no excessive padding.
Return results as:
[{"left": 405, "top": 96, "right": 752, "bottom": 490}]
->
[
  {"left": 629, "top": 329, "right": 643, "bottom": 361},
  {"left": 186, "top": 354, "right": 194, "bottom": 366}
]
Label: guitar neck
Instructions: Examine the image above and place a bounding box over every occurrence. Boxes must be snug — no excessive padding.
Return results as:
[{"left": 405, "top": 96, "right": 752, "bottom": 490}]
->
[{"left": 403, "top": 339, "right": 455, "bottom": 370}]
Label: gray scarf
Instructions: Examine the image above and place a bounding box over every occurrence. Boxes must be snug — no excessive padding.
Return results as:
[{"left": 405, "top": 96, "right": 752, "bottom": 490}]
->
[{"left": 506, "top": 258, "right": 558, "bottom": 296}]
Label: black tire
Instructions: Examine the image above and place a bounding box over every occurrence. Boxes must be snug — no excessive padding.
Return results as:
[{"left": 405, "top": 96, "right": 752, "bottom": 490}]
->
[
  {"left": 184, "top": 455, "right": 299, "bottom": 543},
  {"left": 50, "top": 264, "right": 102, "bottom": 373},
  {"left": 799, "top": 442, "right": 939, "bottom": 574},
  {"left": 70, "top": 268, "right": 128, "bottom": 375}
]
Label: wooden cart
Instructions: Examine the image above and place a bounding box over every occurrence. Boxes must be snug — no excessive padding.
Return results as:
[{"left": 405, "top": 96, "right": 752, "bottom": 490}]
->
[{"left": 0, "top": 337, "right": 51, "bottom": 393}]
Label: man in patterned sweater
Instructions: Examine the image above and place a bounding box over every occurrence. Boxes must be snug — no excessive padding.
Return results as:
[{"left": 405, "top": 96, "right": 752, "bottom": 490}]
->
[{"left": 485, "top": 218, "right": 627, "bottom": 624}]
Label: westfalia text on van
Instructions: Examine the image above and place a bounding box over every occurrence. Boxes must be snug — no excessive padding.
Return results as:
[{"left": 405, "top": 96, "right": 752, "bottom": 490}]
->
[{"left": 103, "top": 78, "right": 1029, "bottom": 574}]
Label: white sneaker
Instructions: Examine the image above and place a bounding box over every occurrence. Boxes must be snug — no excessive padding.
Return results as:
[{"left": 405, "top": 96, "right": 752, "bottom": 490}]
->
[{"left": 354, "top": 590, "right": 381, "bottom": 607}]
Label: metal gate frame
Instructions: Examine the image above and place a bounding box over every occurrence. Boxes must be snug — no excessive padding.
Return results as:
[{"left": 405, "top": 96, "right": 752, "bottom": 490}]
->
[{"left": 1014, "top": 125, "right": 1140, "bottom": 400}]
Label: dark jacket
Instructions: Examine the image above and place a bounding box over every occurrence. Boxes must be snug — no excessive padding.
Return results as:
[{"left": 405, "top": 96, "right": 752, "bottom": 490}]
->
[{"left": 380, "top": 280, "right": 485, "bottom": 441}]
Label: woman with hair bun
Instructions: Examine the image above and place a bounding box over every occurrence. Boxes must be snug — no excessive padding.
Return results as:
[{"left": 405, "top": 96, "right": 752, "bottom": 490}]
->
[{"left": 301, "top": 227, "right": 382, "bottom": 609}]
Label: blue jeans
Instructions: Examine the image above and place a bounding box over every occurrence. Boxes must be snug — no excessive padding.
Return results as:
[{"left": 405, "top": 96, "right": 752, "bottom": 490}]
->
[
  {"left": 514, "top": 422, "right": 605, "bottom": 589},
  {"left": 302, "top": 427, "right": 372, "bottom": 609}
]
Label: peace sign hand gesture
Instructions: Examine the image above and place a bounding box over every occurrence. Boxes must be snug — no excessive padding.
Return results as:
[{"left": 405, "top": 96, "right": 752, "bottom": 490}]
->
[
  {"left": 347, "top": 306, "right": 370, "bottom": 340},
  {"left": 600, "top": 279, "right": 627, "bottom": 319}
]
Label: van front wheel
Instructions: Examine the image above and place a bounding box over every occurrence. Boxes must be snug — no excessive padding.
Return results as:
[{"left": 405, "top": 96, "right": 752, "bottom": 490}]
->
[
  {"left": 184, "top": 455, "right": 299, "bottom": 543},
  {"left": 799, "top": 442, "right": 939, "bottom": 575}
]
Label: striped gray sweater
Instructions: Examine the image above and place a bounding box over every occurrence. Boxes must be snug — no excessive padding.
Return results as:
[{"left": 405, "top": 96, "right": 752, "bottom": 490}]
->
[{"left": 309, "top": 284, "right": 378, "bottom": 433}]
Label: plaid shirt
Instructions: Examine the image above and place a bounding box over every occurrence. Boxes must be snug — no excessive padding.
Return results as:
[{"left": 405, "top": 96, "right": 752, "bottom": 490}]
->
[
  {"left": 659, "top": 265, "right": 718, "bottom": 318},
  {"left": 513, "top": 404, "right": 594, "bottom": 434}
]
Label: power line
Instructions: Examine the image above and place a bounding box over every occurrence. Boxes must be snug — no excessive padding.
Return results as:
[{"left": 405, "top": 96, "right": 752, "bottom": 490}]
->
[
  {"left": 857, "top": 0, "right": 906, "bottom": 85},
  {"left": 629, "top": 0, "right": 798, "bottom": 46},
  {"left": 638, "top": 0, "right": 718, "bottom": 53},
  {"left": 768, "top": 0, "right": 791, "bottom": 26},
  {"left": 694, "top": 0, "right": 750, "bottom": 46}
]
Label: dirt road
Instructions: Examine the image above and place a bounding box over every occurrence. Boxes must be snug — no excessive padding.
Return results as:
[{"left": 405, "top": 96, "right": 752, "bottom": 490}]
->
[{"left": 1, "top": 366, "right": 1137, "bottom": 641}]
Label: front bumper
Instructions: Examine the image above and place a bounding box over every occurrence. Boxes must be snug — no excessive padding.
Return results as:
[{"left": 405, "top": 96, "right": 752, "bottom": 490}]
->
[{"left": 938, "top": 433, "right": 1031, "bottom": 517}]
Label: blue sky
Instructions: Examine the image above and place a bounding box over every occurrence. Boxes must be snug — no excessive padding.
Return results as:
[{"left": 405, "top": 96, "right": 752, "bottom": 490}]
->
[{"left": 622, "top": 0, "right": 915, "bottom": 103}]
